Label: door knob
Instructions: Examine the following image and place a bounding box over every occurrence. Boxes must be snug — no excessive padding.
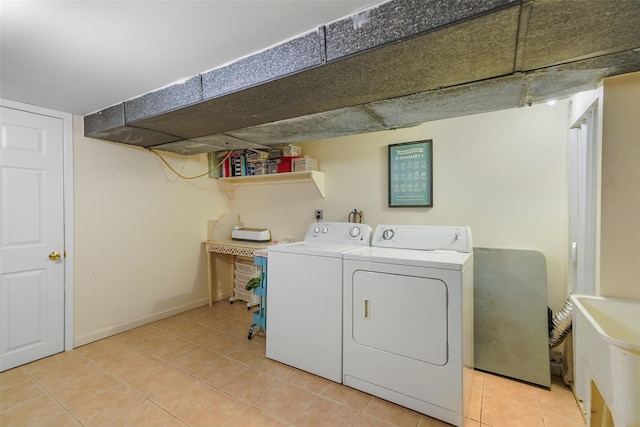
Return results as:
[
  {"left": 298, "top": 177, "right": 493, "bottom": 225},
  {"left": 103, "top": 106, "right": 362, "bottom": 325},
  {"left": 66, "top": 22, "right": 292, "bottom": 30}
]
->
[{"left": 49, "top": 251, "right": 61, "bottom": 261}]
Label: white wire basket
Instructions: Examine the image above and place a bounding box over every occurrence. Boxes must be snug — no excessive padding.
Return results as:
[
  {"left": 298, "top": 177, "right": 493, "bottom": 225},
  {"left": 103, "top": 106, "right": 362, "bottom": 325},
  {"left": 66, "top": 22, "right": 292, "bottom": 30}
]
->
[
  {"left": 230, "top": 284, "right": 259, "bottom": 308},
  {"left": 235, "top": 262, "right": 260, "bottom": 276},
  {"left": 235, "top": 270, "right": 259, "bottom": 283}
]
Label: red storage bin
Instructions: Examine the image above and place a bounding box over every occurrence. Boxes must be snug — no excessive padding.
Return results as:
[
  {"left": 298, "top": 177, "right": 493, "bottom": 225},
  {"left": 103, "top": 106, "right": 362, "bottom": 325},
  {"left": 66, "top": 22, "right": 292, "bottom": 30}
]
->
[{"left": 277, "top": 156, "right": 302, "bottom": 173}]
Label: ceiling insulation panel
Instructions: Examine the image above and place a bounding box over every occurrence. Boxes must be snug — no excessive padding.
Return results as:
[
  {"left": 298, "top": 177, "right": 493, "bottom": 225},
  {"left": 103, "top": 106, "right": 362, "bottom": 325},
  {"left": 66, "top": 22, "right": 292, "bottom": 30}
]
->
[{"left": 84, "top": 0, "right": 640, "bottom": 155}]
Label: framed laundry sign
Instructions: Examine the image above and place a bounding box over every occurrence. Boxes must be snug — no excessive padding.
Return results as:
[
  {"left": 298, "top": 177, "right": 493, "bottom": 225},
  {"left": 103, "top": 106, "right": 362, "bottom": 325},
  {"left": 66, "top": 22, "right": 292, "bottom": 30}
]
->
[{"left": 388, "top": 140, "right": 433, "bottom": 207}]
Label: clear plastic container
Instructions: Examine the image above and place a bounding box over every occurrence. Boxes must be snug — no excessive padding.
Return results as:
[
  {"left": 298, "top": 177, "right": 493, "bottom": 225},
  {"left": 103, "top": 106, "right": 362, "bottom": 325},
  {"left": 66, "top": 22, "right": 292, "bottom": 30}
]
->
[
  {"left": 245, "top": 150, "right": 269, "bottom": 161},
  {"left": 269, "top": 145, "right": 302, "bottom": 158},
  {"left": 248, "top": 160, "right": 267, "bottom": 175},
  {"left": 282, "top": 145, "right": 302, "bottom": 157},
  {"left": 294, "top": 157, "right": 318, "bottom": 172},
  {"left": 267, "top": 160, "right": 279, "bottom": 174}
]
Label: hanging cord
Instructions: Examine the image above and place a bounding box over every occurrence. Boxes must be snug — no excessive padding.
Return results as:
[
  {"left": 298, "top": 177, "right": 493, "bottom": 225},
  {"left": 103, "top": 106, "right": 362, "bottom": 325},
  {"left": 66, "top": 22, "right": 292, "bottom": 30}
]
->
[{"left": 149, "top": 148, "right": 233, "bottom": 180}]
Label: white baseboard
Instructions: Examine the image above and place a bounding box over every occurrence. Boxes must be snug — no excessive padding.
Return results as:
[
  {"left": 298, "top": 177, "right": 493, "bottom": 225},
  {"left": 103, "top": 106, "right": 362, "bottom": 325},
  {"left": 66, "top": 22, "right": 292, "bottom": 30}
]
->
[
  {"left": 73, "top": 298, "right": 209, "bottom": 348},
  {"left": 217, "top": 290, "right": 233, "bottom": 301}
]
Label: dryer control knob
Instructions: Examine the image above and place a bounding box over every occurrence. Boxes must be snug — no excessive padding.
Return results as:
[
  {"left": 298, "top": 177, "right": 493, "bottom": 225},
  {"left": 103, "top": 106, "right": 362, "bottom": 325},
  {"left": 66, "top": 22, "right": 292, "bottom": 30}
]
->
[
  {"left": 322, "top": 227, "right": 328, "bottom": 233},
  {"left": 382, "top": 229, "right": 394, "bottom": 240},
  {"left": 349, "top": 227, "right": 361, "bottom": 238},
  {"left": 314, "top": 226, "right": 321, "bottom": 233}
]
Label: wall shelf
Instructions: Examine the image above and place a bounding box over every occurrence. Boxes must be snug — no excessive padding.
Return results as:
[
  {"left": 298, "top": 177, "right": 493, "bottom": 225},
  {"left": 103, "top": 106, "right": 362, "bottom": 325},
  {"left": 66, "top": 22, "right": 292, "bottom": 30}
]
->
[{"left": 217, "top": 170, "right": 325, "bottom": 199}]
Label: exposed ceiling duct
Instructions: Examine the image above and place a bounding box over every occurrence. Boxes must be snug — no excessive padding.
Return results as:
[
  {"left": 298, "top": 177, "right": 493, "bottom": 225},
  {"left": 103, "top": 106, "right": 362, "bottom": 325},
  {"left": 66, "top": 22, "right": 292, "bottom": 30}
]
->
[{"left": 84, "top": 0, "right": 640, "bottom": 155}]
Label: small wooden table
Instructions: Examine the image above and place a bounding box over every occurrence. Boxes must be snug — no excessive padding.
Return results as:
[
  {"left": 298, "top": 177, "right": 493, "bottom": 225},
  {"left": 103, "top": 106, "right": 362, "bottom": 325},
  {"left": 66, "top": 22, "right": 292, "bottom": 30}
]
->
[{"left": 203, "top": 240, "right": 270, "bottom": 306}]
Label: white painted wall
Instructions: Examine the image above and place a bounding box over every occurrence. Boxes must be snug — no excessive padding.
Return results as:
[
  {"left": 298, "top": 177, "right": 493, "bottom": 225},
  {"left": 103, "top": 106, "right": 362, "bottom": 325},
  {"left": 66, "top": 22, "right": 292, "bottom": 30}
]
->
[
  {"left": 70, "top": 74, "right": 639, "bottom": 347},
  {"left": 600, "top": 72, "right": 640, "bottom": 300},
  {"left": 233, "top": 101, "right": 571, "bottom": 310},
  {"left": 72, "top": 117, "right": 229, "bottom": 346}
]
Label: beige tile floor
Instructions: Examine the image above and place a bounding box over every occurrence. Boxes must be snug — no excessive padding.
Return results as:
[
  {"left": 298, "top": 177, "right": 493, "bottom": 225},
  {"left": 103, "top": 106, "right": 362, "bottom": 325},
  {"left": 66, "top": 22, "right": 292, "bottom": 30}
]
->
[{"left": 1, "top": 299, "right": 586, "bottom": 427}]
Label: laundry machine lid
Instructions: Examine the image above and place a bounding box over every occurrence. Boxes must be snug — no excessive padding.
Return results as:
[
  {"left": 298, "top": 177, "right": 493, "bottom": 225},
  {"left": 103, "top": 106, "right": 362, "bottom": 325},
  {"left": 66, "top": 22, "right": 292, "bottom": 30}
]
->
[
  {"left": 268, "top": 241, "right": 367, "bottom": 257},
  {"left": 343, "top": 246, "right": 472, "bottom": 270}
]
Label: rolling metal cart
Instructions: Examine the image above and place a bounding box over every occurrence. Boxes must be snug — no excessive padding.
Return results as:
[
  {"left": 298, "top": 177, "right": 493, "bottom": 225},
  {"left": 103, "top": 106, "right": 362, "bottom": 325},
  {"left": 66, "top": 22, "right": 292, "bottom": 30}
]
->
[{"left": 248, "top": 250, "right": 267, "bottom": 339}]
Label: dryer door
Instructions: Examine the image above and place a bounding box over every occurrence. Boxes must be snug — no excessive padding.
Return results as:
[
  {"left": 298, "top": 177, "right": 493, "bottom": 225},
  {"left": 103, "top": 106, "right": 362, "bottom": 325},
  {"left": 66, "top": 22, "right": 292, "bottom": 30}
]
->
[{"left": 352, "top": 270, "right": 448, "bottom": 365}]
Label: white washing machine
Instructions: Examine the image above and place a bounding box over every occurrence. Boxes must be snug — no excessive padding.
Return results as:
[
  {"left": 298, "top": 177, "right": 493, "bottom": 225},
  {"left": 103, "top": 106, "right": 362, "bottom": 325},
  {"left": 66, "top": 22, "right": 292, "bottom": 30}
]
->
[
  {"left": 266, "top": 222, "right": 372, "bottom": 383},
  {"left": 343, "top": 225, "right": 474, "bottom": 427}
]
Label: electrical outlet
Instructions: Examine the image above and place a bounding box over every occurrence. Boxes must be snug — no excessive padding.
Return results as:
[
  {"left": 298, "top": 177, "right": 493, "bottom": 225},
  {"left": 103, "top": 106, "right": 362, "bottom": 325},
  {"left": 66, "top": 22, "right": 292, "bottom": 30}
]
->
[{"left": 315, "top": 209, "right": 323, "bottom": 221}]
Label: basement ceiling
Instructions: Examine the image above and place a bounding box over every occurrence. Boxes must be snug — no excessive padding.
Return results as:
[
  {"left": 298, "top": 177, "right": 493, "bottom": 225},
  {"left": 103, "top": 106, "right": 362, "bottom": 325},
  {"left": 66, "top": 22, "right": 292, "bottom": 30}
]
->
[
  {"left": 84, "top": 0, "right": 640, "bottom": 155},
  {"left": 0, "top": 1, "right": 377, "bottom": 115}
]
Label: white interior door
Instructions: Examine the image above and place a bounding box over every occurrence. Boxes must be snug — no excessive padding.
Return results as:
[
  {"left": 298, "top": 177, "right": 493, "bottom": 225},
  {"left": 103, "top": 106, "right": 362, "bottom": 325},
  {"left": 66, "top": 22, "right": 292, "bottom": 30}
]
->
[
  {"left": 569, "top": 93, "right": 602, "bottom": 409},
  {"left": 569, "top": 101, "right": 600, "bottom": 296},
  {"left": 1, "top": 106, "right": 65, "bottom": 371}
]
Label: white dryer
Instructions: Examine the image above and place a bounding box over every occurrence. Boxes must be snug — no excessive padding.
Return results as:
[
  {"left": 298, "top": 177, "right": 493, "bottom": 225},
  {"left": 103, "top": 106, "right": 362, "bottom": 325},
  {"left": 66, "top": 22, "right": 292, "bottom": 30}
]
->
[
  {"left": 342, "top": 225, "right": 474, "bottom": 427},
  {"left": 267, "top": 222, "right": 372, "bottom": 383}
]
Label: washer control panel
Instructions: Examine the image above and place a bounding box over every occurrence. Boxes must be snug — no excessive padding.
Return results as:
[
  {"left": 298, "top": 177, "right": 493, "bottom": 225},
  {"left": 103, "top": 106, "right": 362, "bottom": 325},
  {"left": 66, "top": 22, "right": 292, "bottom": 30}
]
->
[
  {"left": 305, "top": 222, "right": 372, "bottom": 245},
  {"left": 373, "top": 225, "right": 472, "bottom": 252}
]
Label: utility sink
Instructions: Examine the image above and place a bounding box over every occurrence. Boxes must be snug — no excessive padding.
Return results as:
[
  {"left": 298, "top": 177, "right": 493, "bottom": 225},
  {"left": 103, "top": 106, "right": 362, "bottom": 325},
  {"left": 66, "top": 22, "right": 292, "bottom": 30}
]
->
[{"left": 571, "top": 295, "right": 640, "bottom": 426}]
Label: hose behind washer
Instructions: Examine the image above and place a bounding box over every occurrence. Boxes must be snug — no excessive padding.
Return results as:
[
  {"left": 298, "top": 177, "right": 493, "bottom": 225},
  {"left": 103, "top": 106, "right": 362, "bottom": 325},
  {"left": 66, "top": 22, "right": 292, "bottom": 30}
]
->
[{"left": 549, "top": 296, "right": 573, "bottom": 348}]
